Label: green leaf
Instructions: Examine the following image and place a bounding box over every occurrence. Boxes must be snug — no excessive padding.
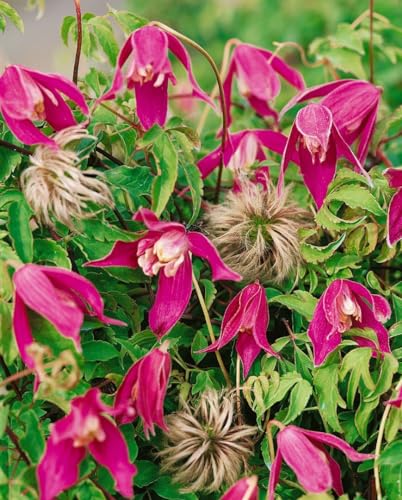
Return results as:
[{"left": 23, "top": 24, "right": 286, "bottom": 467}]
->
[
  {"left": 316, "top": 204, "right": 366, "bottom": 231},
  {"left": 60, "top": 15, "right": 75, "bottom": 45},
  {"left": 283, "top": 379, "right": 313, "bottom": 424},
  {"left": 270, "top": 291, "right": 318, "bottom": 321},
  {"left": 105, "top": 166, "right": 153, "bottom": 208},
  {"left": 135, "top": 460, "right": 159, "bottom": 488},
  {"left": 152, "top": 133, "right": 178, "bottom": 215},
  {"left": 108, "top": 8, "right": 147, "bottom": 34},
  {"left": 264, "top": 372, "right": 301, "bottom": 408},
  {"left": 0, "top": 403, "right": 8, "bottom": 438},
  {"left": 0, "top": 301, "right": 17, "bottom": 365},
  {"left": 20, "top": 410, "right": 45, "bottom": 463},
  {"left": 318, "top": 47, "right": 366, "bottom": 79},
  {"left": 301, "top": 233, "right": 346, "bottom": 264},
  {"left": 191, "top": 330, "right": 208, "bottom": 364},
  {"left": 365, "top": 353, "right": 398, "bottom": 401},
  {"left": 88, "top": 17, "right": 119, "bottom": 66},
  {"left": 329, "top": 23, "right": 364, "bottom": 54},
  {"left": 33, "top": 239, "right": 71, "bottom": 269},
  {"left": 379, "top": 440, "right": 402, "bottom": 500},
  {"left": 7, "top": 200, "right": 33, "bottom": 263},
  {"left": 82, "top": 341, "right": 120, "bottom": 362},
  {"left": 181, "top": 162, "right": 203, "bottom": 225},
  {"left": 339, "top": 348, "right": 375, "bottom": 407},
  {"left": 0, "top": 1, "right": 23, "bottom": 32},
  {"left": 200, "top": 279, "right": 216, "bottom": 310},
  {"left": 192, "top": 370, "right": 221, "bottom": 394},
  {"left": 0, "top": 133, "right": 22, "bottom": 181},
  {"left": 152, "top": 476, "right": 197, "bottom": 500},
  {"left": 326, "top": 185, "right": 385, "bottom": 217},
  {"left": 355, "top": 395, "right": 378, "bottom": 440}
]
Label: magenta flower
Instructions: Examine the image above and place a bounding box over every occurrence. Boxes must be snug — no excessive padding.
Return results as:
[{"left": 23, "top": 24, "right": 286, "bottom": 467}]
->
[
  {"left": 37, "top": 388, "right": 136, "bottom": 500},
  {"left": 308, "top": 279, "right": 391, "bottom": 366},
  {"left": 221, "top": 476, "right": 258, "bottom": 500},
  {"left": 86, "top": 208, "right": 241, "bottom": 337},
  {"left": 197, "top": 129, "right": 291, "bottom": 179},
  {"left": 281, "top": 79, "right": 381, "bottom": 164},
  {"left": 0, "top": 65, "right": 89, "bottom": 147},
  {"left": 200, "top": 282, "right": 279, "bottom": 377},
  {"left": 268, "top": 424, "right": 374, "bottom": 498},
  {"left": 385, "top": 387, "right": 402, "bottom": 408},
  {"left": 114, "top": 342, "right": 171, "bottom": 437},
  {"left": 278, "top": 103, "right": 371, "bottom": 208},
  {"left": 385, "top": 168, "right": 402, "bottom": 246},
  {"left": 98, "top": 25, "right": 213, "bottom": 130},
  {"left": 223, "top": 43, "right": 305, "bottom": 127},
  {"left": 12, "top": 264, "right": 125, "bottom": 374}
]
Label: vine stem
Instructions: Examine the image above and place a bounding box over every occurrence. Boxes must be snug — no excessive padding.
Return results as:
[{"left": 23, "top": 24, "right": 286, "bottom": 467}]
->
[
  {"left": 73, "top": 0, "right": 82, "bottom": 84},
  {"left": 191, "top": 271, "right": 232, "bottom": 387},
  {"left": 369, "top": 0, "right": 375, "bottom": 83},
  {"left": 374, "top": 378, "right": 402, "bottom": 500},
  {"left": 235, "top": 354, "right": 242, "bottom": 423},
  {"left": 5, "top": 427, "right": 30, "bottom": 465},
  {"left": 150, "top": 21, "right": 229, "bottom": 203},
  {"left": 0, "top": 138, "right": 31, "bottom": 156}
]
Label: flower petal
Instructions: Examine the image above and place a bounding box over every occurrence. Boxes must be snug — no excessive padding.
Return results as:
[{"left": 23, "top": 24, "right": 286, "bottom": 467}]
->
[
  {"left": 385, "top": 168, "right": 402, "bottom": 189},
  {"left": 134, "top": 78, "right": 168, "bottom": 129},
  {"left": 222, "top": 58, "right": 237, "bottom": 128},
  {"left": 1, "top": 107, "right": 56, "bottom": 147},
  {"left": 12, "top": 292, "right": 35, "bottom": 369},
  {"left": 267, "top": 449, "right": 283, "bottom": 500},
  {"left": 85, "top": 240, "right": 140, "bottom": 269},
  {"left": 197, "top": 145, "right": 222, "bottom": 178},
  {"left": 187, "top": 231, "right": 242, "bottom": 281},
  {"left": 42, "top": 90, "right": 77, "bottom": 131},
  {"left": 134, "top": 208, "right": 185, "bottom": 233},
  {"left": 236, "top": 331, "right": 262, "bottom": 378},
  {"left": 387, "top": 189, "right": 402, "bottom": 246},
  {"left": 114, "top": 362, "right": 140, "bottom": 424},
  {"left": 252, "top": 285, "right": 279, "bottom": 359},
  {"left": 257, "top": 47, "right": 305, "bottom": 90},
  {"left": 277, "top": 123, "right": 299, "bottom": 196},
  {"left": 353, "top": 297, "right": 391, "bottom": 355},
  {"left": 88, "top": 416, "right": 137, "bottom": 498},
  {"left": 132, "top": 26, "right": 169, "bottom": 75},
  {"left": 149, "top": 252, "right": 193, "bottom": 337},
  {"left": 222, "top": 476, "right": 259, "bottom": 500}
]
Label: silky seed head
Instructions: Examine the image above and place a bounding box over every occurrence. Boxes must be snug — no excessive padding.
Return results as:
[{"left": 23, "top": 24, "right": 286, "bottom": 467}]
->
[
  {"left": 157, "top": 390, "right": 256, "bottom": 493},
  {"left": 205, "top": 180, "right": 311, "bottom": 283},
  {"left": 21, "top": 126, "right": 113, "bottom": 230}
]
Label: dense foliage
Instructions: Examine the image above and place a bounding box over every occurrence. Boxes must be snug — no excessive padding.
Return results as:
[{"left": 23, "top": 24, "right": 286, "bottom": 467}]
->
[{"left": 0, "top": 1, "right": 401, "bottom": 499}]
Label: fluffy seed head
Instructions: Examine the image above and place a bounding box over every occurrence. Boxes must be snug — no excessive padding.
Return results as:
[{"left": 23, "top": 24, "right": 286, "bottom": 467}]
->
[
  {"left": 21, "top": 126, "right": 113, "bottom": 230},
  {"left": 157, "top": 390, "right": 256, "bottom": 493},
  {"left": 205, "top": 180, "right": 311, "bottom": 283}
]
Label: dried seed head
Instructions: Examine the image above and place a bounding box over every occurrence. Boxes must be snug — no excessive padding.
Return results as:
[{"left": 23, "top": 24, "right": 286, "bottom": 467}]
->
[
  {"left": 157, "top": 390, "right": 256, "bottom": 493},
  {"left": 205, "top": 180, "right": 311, "bottom": 283},
  {"left": 21, "top": 126, "right": 113, "bottom": 230}
]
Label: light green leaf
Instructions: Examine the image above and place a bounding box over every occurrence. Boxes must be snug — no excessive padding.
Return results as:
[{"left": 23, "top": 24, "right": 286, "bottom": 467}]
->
[
  {"left": 270, "top": 291, "right": 318, "bottom": 321},
  {"left": 191, "top": 330, "right": 208, "bottom": 364},
  {"left": 181, "top": 162, "right": 203, "bottom": 225},
  {"left": 301, "top": 233, "right": 346, "bottom": 264},
  {"left": 283, "top": 379, "right": 312, "bottom": 424},
  {"left": 7, "top": 200, "right": 33, "bottom": 263},
  {"left": 326, "top": 185, "right": 385, "bottom": 217},
  {"left": 0, "top": 1, "right": 23, "bottom": 32},
  {"left": 379, "top": 440, "right": 402, "bottom": 500},
  {"left": 152, "top": 133, "right": 178, "bottom": 215}
]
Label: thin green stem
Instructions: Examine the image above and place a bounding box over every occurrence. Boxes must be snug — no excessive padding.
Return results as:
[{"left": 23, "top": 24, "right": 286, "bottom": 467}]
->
[
  {"left": 374, "top": 378, "right": 402, "bottom": 500},
  {"left": 191, "top": 271, "right": 232, "bottom": 387},
  {"left": 236, "top": 354, "right": 242, "bottom": 423},
  {"left": 150, "top": 21, "right": 228, "bottom": 203}
]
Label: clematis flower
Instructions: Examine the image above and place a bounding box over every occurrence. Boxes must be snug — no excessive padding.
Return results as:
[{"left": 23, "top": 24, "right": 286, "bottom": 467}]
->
[
  {"left": 223, "top": 43, "right": 305, "bottom": 127},
  {"left": 114, "top": 342, "right": 171, "bottom": 437},
  {"left": 197, "top": 129, "right": 292, "bottom": 179},
  {"left": 385, "top": 387, "right": 402, "bottom": 408},
  {"left": 199, "top": 282, "right": 279, "bottom": 377},
  {"left": 221, "top": 476, "right": 259, "bottom": 500},
  {"left": 385, "top": 167, "right": 402, "bottom": 246},
  {"left": 0, "top": 65, "right": 89, "bottom": 147},
  {"left": 308, "top": 279, "right": 391, "bottom": 366},
  {"left": 268, "top": 424, "right": 374, "bottom": 498},
  {"left": 277, "top": 103, "right": 371, "bottom": 208},
  {"left": 37, "top": 388, "right": 136, "bottom": 500},
  {"left": 98, "top": 25, "right": 214, "bottom": 130},
  {"left": 280, "top": 79, "right": 381, "bottom": 164},
  {"left": 12, "top": 264, "right": 125, "bottom": 375},
  {"left": 86, "top": 208, "right": 241, "bottom": 337}
]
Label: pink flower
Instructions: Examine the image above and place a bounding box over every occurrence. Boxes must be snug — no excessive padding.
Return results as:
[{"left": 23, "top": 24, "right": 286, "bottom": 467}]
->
[
  {"left": 278, "top": 103, "right": 371, "bottom": 208},
  {"left": 199, "top": 282, "right": 279, "bottom": 377},
  {"left": 268, "top": 424, "right": 374, "bottom": 498},
  {"left": 223, "top": 43, "right": 305, "bottom": 127},
  {"left": 12, "top": 264, "right": 125, "bottom": 375},
  {"left": 86, "top": 208, "right": 241, "bottom": 337},
  {"left": 98, "top": 25, "right": 214, "bottom": 130},
  {"left": 197, "top": 129, "right": 291, "bottom": 179},
  {"left": 114, "top": 342, "right": 171, "bottom": 437},
  {"left": 221, "top": 476, "right": 258, "bottom": 500},
  {"left": 308, "top": 279, "right": 391, "bottom": 366},
  {"left": 0, "top": 65, "right": 89, "bottom": 147},
  {"left": 385, "top": 167, "right": 402, "bottom": 246},
  {"left": 281, "top": 79, "right": 381, "bottom": 164},
  {"left": 385, "top": 387, "right": 402, "bottom": 408},
  {"left": 37, "top": 388, "right": 137, "bottom": 500}
]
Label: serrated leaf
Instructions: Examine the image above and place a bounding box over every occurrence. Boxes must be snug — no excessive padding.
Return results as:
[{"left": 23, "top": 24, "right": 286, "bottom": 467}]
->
[
  {"left": 316, "top": 204, "right": 366, "bottom": 231},
  {"left": 339, "top": 348, "right": 375, "bottom": 407},
  {"left": 301, "top": 233, "right": 346, "bottom": 264},
  {"left": 270, "top": 291, "right": 318, "bottom": 321},
  {"left": 282, "top": 379, "right": 312, "bottom": 424},
  {"left": 152, "top": 133, "right": 178, "bottom": 215},
  {"left": 88, "top": 17, "right": 119, "bottom": 66},
  {"left": 318, "top": 47, "right": 366, "bottom": 79},
  {"left": 313, "top": 362, "right": 345, "bottom": 432},
  {"left": 326, "top": 185, "right": 385, "bottom": 217},
  {"left": 104, "top": 166, "right": 153, "bottom": 209},
  {"left": 60, "top": 15, "right": 75, "bottom": 45},
  {"left": 33, "top": 239, "right": 71, "bottom": 269},
  {"left": 191, "top": 330, "right": 208, "bottom": 364},
  {"left": 108, "top": 8, "right": 147, "bottom": 35}
]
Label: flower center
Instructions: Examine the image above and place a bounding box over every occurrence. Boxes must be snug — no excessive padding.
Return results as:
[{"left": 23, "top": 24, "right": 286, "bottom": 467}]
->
[
  {"left": 73, "top": 415, "right": 106, "bottom": 447},
  {"left": 299, "top": 136, "right": 327, "bottom": 163},
  {"left": 337, "top": 293, "right": 362, "bottom": 332},
  {"left": 138, "top": 230, "right": 188, "bottom": 278}
]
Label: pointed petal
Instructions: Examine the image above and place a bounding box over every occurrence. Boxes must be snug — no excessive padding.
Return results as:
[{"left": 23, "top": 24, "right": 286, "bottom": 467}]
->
[
  {"left": 278, "top": 426, "right": 333, "bottom": 493},
  {"left": 37, "top": 436, "right": 86, "bottom": 500},
  {"left": 0, "top": 65, "right": 40, "bottom": 119},
  {"left": 372, "top": 294, "right": 392, "bottom": 322},
  {"left": 221, "top": 476, "right": 259, "bottom": 500},
  {"left": 222, "top": 58, "right": 237, "bottom": 128},
  {"left": 252, "top": 286, "right": 279, "bottom": 358},
  {"left": 12, "top": 293, "right": 35, "bottom": 369},
  {"left": 134, "top": 78, "right": 168, "bottom": 129},
  {"left": 237, "top": 331, "right": 261, "bottom": 378},
  {"left": 267, "top": 449, "right": 283, "bottom": 500},
  {"left": 89, "top": 416, "right": 137, "bottom": 498},
  {"left": 197, "top": 145, "right": 222, "bottom": 178},
  {"left": 42, "top": 89, "right": 77, "bottom": 130},
  {"left": 149, "top": 253, "right": 192, "bottom": 337},
  {"left": 167, "top": 33, "right": 215, "bottom": 108},
  {"left": 385, "top": 168, "right": 402, "bottom": 189},
  {"left": 277, "top": 123, "right": 299, "bottom": 196},
  {"left": 253, "top": 129, "right": 288, "bottom": 156},
  {"left": 387, "top": 190, "right": 402, "bottom": 246},
  {"left": 134, "top": 208, "right": 185, "bottom": 233},
  {"left": 132, "top": 26, "right": 169, "bottom": 75},
  {"left": 85, "top": 240, "right": 140, "bottom": 269},
  {"left": 114, "top": 362, "right": 140, "bottom": 424},
  {"left": 355, "top": 103, "right": 378, "bottom": 164},
  {"left": 255, "top": 46, "right": 305, "bottom": 90},
  {"left": 187, "top": 232, "right": 241, "bottom": 281},
  {"left": 301, "top": 428, "right": 375, "bottom": 462},
  {"left": 1, "top": 107, "right": 55, "bottom": 147},
  {"left": 354, "top": 298, "right": 391, "bottom": 354}
]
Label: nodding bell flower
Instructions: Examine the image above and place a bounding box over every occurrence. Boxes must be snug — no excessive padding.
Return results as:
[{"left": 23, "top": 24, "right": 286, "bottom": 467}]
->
[
  {"left": 98, "top": 25, "right": 214, "bottom": 129},
  {"left": 280, "top": 79, "right": 382, "bottom": 164},
  {"left": 221, "top": 476, "right": 259, "bottom": 500},
  {"left": 197, "top": 129, "right": 291, "bottom": 179},
  {"left": 308, "top": 279, "right": 391, "bottom": 366},
  {"left": 223, "top": 42, "right": 305, "bottom": 127},
  {"left": 268, "top": 424, "right": 374, "bottom": 498},
  {"left": 0, "top": 65, "right": 89, "bottom": 147},
  {"left": 385, "top": 167, "right": 402, "bottom": 246},
  {"left": 37, "top": 388, "right": 137, "bottom": 500},
  {"left": 199, "top": 282, "right": 279, "bottom": 377},
  {"left": 86, "top": 208, "right": 241, "bottom": 337},
  {"left": 114, "top": 342, "right": 171, "bottom": 437},
  {"left": 278, "top": 103, "right": 371, "bottom": 208},
  {"left": 12, "top": 264, "right": 125, "bottom": 378}
]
